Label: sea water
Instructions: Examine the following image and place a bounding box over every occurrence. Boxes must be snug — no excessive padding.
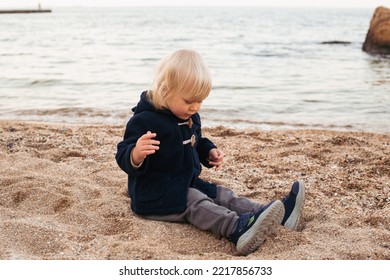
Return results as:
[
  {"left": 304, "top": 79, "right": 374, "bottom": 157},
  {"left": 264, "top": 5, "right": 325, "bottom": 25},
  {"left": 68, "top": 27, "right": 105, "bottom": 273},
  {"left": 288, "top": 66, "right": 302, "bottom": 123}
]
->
[{"left": 0, "top": 7, "right": 389, "bottom": 132}]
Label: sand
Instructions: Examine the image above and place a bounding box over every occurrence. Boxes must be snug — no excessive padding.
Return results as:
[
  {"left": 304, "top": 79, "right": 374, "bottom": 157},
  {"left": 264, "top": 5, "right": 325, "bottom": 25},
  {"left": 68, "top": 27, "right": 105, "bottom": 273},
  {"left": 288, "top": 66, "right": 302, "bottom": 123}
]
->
[{"left": 0, "top": 120, "right": 389, "bottom": 260}]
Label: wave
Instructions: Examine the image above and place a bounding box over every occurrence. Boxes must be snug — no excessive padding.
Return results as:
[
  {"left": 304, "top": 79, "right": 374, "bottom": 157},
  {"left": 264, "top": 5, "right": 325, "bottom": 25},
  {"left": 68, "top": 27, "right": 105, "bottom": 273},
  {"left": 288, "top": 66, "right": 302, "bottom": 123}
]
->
[
  {"left": 0, "top": 52, "right": 33, "bottom": 56},
  {"left": 14, "top": 108, "right": 111, "bottom": 117},
  {"left": 203, "top": 116, "right": 356, "bottom": 132},
  {"left": 0, "top": 107, "right": 130, "bottom": 125},
  {"left": 212, "top": 85, "right": 260, "bottom": 90},
  {"left": 30, "top": 79, "right": 61, "bottom": 86},
  {"left": 320, "top": 41, "right": 352, "bottom": 45}
]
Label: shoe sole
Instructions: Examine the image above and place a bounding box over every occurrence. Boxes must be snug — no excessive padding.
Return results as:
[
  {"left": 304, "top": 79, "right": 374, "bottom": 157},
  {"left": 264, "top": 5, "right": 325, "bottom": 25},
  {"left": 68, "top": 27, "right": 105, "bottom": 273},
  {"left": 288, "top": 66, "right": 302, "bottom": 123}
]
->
[
  {"left": 284, "top": 180, "right": 305, "bottom": 230},
  {"left": 236, "top": 200, "right": 285, "bottom": 256}
]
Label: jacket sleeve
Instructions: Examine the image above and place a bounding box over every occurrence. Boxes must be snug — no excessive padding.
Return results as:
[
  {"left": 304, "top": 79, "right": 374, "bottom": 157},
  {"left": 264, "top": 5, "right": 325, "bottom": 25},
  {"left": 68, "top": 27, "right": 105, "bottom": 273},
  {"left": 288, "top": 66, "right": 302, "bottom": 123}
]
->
[
  {"left": 115, "top": 114, "right": 153, "bottom": 176},
  {"left": 197, "top": 135, "right": 217, "bottom": 168},
  {"left": 193, "top": 114, "right": 217, "bottom": 168}
]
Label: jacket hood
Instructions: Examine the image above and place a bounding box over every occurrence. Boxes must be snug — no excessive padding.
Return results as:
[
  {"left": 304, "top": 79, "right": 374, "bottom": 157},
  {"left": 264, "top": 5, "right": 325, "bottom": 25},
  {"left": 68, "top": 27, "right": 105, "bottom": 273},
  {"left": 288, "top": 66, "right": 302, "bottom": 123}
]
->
[{"left": 132, "top": 91, "right": 155, "bottom": 115}]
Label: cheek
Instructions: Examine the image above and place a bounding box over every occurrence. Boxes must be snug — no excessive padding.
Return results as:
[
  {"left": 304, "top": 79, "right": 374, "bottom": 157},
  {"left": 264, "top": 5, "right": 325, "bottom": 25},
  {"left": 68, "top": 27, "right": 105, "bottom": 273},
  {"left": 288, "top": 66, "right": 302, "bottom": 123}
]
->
[{"left": 181, "top": 104, "right": 190, "bottom": 112}]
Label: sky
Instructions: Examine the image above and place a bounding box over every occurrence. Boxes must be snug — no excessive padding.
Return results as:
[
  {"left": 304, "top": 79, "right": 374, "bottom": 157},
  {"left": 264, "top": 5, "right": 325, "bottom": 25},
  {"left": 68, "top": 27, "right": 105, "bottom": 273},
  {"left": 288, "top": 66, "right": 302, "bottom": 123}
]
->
[{"left": 0, "top": 0, "right": 389, "bottom": 8}]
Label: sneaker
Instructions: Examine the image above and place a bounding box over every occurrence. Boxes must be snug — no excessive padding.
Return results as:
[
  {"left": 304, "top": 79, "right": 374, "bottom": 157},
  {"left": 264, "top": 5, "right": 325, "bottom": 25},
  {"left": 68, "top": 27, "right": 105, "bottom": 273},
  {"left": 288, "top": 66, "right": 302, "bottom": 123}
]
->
[
  {"left": 281, "top": 180, "right": 305, "bottom": 230},
  {"left": 228, "top": 200, "right": 285, "bottom": 256}
]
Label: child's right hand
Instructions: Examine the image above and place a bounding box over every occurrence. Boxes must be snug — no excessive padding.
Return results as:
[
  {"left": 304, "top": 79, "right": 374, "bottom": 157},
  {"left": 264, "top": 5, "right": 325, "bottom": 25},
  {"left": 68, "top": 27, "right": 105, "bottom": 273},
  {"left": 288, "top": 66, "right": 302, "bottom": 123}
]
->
[{"left": 131, "top": 131, "right": 160, "bottom": 166}]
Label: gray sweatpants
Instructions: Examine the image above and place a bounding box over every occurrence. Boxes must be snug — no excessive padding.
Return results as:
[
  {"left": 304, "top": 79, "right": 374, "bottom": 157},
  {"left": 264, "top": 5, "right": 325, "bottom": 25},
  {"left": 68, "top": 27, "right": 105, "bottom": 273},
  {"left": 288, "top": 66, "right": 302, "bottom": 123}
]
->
[{"left": 141, "top": 185, "right": 263, "bottom": 238}]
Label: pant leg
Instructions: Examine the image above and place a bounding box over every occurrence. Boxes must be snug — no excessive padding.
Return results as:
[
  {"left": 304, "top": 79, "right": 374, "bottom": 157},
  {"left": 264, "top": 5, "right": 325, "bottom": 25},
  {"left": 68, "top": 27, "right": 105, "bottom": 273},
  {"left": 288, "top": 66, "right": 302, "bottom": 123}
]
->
[
  {"left": 142, "top": 187, "right": 239, "bottom": 238},
  {"left": 213, "top": 185, "right": 263, "bottom": 215}
]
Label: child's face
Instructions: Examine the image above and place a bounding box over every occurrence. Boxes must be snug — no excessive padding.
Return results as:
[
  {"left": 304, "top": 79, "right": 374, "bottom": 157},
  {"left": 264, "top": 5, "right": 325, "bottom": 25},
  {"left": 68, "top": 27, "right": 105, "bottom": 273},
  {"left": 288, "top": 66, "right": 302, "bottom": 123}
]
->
[{"left": 166, "top": 94, "right": 203, "bottom": 120}]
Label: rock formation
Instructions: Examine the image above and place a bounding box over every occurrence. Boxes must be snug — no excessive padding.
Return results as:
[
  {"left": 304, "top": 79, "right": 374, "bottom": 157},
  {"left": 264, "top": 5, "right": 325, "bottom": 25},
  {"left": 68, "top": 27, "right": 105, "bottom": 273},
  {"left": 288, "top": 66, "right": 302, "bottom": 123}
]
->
[{"left": 362, "top": 6, "right": 390, "bottom": 55}]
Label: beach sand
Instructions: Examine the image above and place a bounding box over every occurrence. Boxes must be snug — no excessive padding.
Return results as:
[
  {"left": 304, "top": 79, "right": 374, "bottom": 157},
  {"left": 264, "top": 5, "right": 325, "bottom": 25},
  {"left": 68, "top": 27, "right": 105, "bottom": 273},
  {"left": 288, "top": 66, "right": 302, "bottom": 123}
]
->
[{"left": 0, "top": 120, "right": 389, "bottom": 260}]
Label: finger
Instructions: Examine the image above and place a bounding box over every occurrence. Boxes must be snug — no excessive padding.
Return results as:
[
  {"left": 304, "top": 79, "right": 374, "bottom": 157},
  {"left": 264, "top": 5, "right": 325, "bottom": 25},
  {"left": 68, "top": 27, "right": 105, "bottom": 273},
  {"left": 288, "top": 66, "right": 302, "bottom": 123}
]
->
[
  {"left": 208, "top": 160, "right": 221, "bottom": 167},
  {"left": 212, "top": 150, "right": 224, "bottom": 160},
  {"left": 216, "top": 151, "right": 224, "bottom": 159},
  {"left": 145, "top": 144, "right": 160, "bottom": 151},
  {"left": 139, "top": 142, "right": 160, "bottom": 152},
  {"left": 142, "top": 149, "right": 157, "bottom": 156},
  {"left": 142, "top": 131, "right": 157, "bottom": 140},
  {"left": 149, "top": 139, "right": 160, "bottom": 145},
  {"left": 212, "top": 162, "right": 222, "bottom": 171},
  {"left": 141, "top": 140, "right": 160, "bottom": 148},
  {"left": 139, "top": 134, "right": 160, "bottom": 146},
  {"left": 142, "top": 144, "right": 160, "bottom": 153},
  {"left": 210, "top": 156, "right": 223, "bottom": 162},
  {"left": 211, "top": 150, "right": 219, "bottom": 158}
]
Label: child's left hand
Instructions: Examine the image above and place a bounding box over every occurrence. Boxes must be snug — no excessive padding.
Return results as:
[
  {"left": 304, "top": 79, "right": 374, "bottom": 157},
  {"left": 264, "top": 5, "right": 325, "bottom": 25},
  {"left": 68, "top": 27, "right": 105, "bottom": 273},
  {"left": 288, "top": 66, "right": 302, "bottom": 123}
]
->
[{"left": 208, "top": 148, "right": 224, "bottom": 170}]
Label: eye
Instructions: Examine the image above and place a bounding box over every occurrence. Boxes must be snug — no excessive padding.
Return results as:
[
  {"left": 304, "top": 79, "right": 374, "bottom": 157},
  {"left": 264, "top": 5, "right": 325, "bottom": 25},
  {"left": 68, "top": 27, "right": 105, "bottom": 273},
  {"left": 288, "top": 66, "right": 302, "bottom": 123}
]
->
[
  {"left": 185, "top": 98, "right": 203, "bottom": 104},
  {"left": 183, "top": 99, "right": 193, "bottom": 105}
]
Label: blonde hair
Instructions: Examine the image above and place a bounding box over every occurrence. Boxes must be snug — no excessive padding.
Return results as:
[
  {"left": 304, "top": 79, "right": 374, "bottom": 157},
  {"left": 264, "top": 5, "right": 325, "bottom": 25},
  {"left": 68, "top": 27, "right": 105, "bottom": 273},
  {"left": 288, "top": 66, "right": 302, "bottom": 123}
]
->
[{"left": 147, "top": 49, "right": 212, "bottom": 110}]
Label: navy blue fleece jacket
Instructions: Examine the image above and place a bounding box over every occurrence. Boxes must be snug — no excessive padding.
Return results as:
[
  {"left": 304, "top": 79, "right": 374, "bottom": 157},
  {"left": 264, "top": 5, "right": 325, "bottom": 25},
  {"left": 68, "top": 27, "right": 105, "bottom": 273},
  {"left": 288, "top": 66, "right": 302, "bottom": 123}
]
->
[{"left": 116, "top": 92, "right": 217, "bottom": 215}]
